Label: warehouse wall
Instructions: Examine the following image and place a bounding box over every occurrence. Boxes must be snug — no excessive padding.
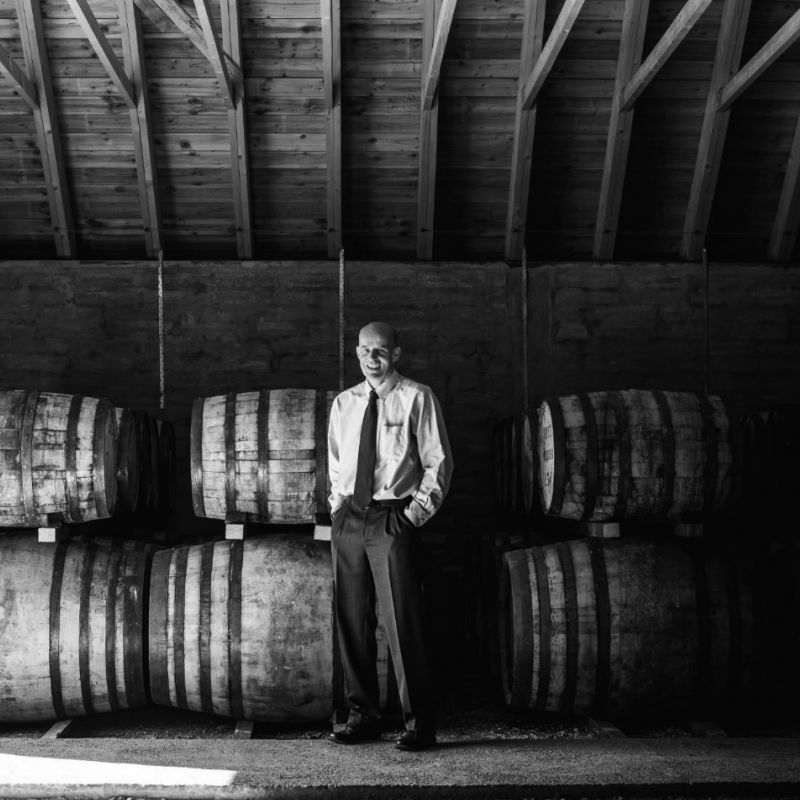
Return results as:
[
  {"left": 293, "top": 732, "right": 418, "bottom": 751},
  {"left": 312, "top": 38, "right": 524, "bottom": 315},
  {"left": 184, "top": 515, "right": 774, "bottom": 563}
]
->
[
  {"left": 508, "top": 262, "right": 800, "bottom": 423},
  {"left": 0, "top": 260, "right": 512, "bottom": 540}
]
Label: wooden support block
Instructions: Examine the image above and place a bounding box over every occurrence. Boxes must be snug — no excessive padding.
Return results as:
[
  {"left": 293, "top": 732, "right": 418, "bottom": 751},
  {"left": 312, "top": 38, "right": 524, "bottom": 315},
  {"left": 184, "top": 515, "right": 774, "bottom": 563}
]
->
[
  {"left": 581, "top": 522, "right": 620, "bottom": 539},
  {"left": 42, "top": 719, "right": 74, "bottom": 738},
  {"left": 234, "top": 719, "right": 255, "bottom": 739},
  {"left": 38, "top": 525, "right": 67, "bottom": 543},
  {"left": 586, "top": 717, "right": 626, "bottom": 738},
  {"left": 687, "top": 719, "right": 728, "bottom": 737},
  {"left": 674, "top": 523, "right": 704, "bottom": 538},
  {"left": 314, "top": 523, "right": 332, "bottom": 541},
  {"left": 225, "top": 523, "right": 245, "bottom": 540}
]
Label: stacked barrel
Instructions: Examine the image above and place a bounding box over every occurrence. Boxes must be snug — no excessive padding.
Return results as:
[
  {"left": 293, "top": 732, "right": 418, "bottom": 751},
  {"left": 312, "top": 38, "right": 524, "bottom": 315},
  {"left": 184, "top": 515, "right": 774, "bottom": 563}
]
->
[{"left": 489, "top": 389, "right": 797, "bottom": 721}]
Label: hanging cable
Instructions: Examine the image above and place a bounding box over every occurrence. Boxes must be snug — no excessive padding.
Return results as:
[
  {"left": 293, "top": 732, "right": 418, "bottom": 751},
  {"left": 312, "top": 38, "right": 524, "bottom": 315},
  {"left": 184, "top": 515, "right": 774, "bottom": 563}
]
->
[
  {"left": 339, "top": 248, "right": 345, "bottom": 392},
  {"left": 703, "top": 247, "right": 710, "bottom": 395},
  {"left": 522, "top": 248, "right": 529, "bottom": 413},
  {"left": 158, "top": 249, "right": 165, "bottom": 411}
]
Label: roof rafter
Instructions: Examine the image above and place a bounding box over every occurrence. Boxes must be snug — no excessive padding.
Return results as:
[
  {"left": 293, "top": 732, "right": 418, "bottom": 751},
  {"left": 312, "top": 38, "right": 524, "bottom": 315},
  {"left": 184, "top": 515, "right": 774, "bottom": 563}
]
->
[
  {"left": 193, "top": 0, "right": 235, "bottom": 109},
  {"left": 593, "top": 0, "right": 650, "bottom": 261},
  {"left": 66, "top": 0, "right": 136, "bottom": 108},
  {"left": 718, "top": 8, "right": 800, "bottom": 111},
  {"left": 504, "top": 0, "right": 545, "bottom": 261},
  {"left": 221, "top": 0, "right": 253, "bottom": 257},
  {"left": 133, "top": 0, "right": 242, "bottom": 91},
  {"left": 16, "top": 0, "right": 75, "bottom": 257},
  {"left": 620, "top": 0, "right": 714, "bottom": 113},
  {"left": 421, "top": 0, "right": 457, "bottom": 112},
  {"left": 768, "top": 110, "right": 800, "bottom": 261},
  {"left": 681, "top": 0, "right": 751, "bottom": 261},
  {"left": 417, "top": 0, "right": 447, "bottom": 259},
  {"left": 118, "top": 0, "right": 162, "bottom": 258},
  {"left": 0, "top": 40, "right": 38, "bottom": 109},
  {"left": 521, "top": 0, "right": 587, "bottom": 111},
  {"left": 321, "top": 0, "right": 342, "bottom": 258}
]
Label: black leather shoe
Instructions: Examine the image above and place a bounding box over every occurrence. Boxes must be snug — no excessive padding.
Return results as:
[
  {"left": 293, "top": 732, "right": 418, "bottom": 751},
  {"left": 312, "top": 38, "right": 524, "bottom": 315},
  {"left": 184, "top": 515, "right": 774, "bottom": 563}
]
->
[
  {"left": 395, "top": 730, "right": 436, "bottom": 751},
  {"left": 329, "top": 720, "right": 382, "bottom": 744}
]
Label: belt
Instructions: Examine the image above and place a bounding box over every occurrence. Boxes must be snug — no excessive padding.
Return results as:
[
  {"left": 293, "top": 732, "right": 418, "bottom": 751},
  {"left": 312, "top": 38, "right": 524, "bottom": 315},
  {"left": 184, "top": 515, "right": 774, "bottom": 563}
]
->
[{"left": 347, "top": 496, "right": 410, "bottom": 512}]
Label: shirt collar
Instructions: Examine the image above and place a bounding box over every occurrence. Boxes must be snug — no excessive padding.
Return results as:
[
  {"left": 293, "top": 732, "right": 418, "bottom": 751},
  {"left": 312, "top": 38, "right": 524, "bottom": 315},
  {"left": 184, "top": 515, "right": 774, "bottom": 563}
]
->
[{"left": 363, "top": 370, "right": 401, "bottom": 400}]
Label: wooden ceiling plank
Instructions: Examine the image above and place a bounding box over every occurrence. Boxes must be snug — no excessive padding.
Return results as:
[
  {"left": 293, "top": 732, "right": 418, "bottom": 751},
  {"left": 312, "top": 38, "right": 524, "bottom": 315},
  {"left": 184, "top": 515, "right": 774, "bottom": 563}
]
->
[
  {"left": 66, "top": 0, "right": 136, "bottom": 108},
  {"left": 768, "top": 110, "right": 800, "bottom": 261},
  {"left": 620, "top": 0, "right": 714, "bottom": 112},
  {"left": 193, "top": 0, "right": 235, "bottom": 109},
  {"left": 16, "top": 0, "right": 75, "bottom": 257},
  {"left": 421, "top": 0, "right": 457, "bottom": 112},
  {"left": 593, "top": 0, "right": 650, "bottom": 260},
  {"left": 681, "top": 0, "right": 751, "bottom": 261},
  {"left": 504, "top": 0, "right": 545, "bottom": 261},
  {"left": 521, "top": 0, "right": 587, "bottom": 111},
  {"left": 118, "top": 0, "right": 162, "bottom": 258},
  {"left": 718, "top": 8, "right": 800, "bottom": 111},
  {"left": 321, "top": 0, "right": 342, "bottom": 258},
  {"left": 221, "top": 0, "right": 253, "bottom": 258},
  {"left": 0, "top": 40, "right": 38, "bottom": 109}
]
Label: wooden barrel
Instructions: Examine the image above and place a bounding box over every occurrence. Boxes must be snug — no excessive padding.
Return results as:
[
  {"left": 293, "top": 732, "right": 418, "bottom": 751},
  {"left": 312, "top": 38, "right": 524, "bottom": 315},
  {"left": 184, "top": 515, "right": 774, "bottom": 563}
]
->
[
  {"left": 518, "top": 411, "right": 536, "bottom": 515},
  {"left": 536, "top": 389, "right": 732, "bottom": 521},
  {"left": 499, "top": 538, "right": 753, "bottom": 718},
  {"left": 0, "top": 535, "right": 149, "bottom": 721},
  {"left": 148, "top": 534, "right": 393, "bottom": 722},
  {"left": 0, "top": 390, "right": 117, "bottom": 527},
  {"left": 114, "top": 407, "right": 140, "bottom": 514},
  {"left": 190, "top": 389, "right": 336, "bottom": 524}
]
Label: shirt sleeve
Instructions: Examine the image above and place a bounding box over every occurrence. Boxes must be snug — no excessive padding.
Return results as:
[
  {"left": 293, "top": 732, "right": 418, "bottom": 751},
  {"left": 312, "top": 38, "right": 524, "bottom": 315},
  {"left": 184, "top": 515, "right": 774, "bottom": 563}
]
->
[
  {"left": 327, "top": 397, "right": 347, "bottom": 514},
  {"left": 405, "top": 387, "right": 453, "bottom": 527}
]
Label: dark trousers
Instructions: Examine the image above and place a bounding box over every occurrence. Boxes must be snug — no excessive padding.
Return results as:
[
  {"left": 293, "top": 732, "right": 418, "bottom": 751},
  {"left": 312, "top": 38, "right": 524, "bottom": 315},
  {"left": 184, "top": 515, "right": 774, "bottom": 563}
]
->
[{"left": 331, "top": 498, "right": 436, "bottom": 733}]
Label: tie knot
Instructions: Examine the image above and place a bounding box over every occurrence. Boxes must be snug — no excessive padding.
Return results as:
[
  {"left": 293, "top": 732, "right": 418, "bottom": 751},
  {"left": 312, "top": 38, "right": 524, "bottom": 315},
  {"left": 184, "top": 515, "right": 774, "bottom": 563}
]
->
[{"left": 369, "top": 390, "right": 378, "bottom": 403}]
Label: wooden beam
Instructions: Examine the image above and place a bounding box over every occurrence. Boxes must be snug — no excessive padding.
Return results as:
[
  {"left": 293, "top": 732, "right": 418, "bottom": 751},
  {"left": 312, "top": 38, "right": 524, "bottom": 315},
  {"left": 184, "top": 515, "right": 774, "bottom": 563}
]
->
[
  {"left": 521, "top": 0, "right": 587, "bottom": 110},
  {"left": 681, "top": 0, "right": 751, "bottom": 260},
  {"left": 0, "top": 40, "right": 38, "bottom": 109},
  {"left": 193, "top": 0, "right": 235, "bottom": 109},
  {"left": 16, "top": 0, "right": 76, "bottom": 257},
  {"left": 768, "top": 110, "right": 800, "bottom": 261},
  {"left": 134, "top": 0, "right": 242, "bottom": 86},
  {"left": 118, "top": 0, "right": 162, "bottom": 258},
  {"left": 620, "top": 0, "right": 714, "bottom": 112},
  {"left": 66, "top": 0, "right": 136, "bottom": 108},
  {"left": 718, "top": 8, "right": 800, "bottom": 111},
  {"left": 593, "top": 0, "right": 650, "bottom": 260},
  {"left": 321, "top": 0, "right": 342, "bottom": 258},
  {"left": 221, "top": 0, "right": 253, "bottom": 258},
  {"left": 504, "top": 0, "right": 545, "bottom": 260},
  {"left": 417, "top": 0, "right": 442, "bottom": 259},
  {"left": 421, "top": 0, "right": 457, "bottom": 112}
]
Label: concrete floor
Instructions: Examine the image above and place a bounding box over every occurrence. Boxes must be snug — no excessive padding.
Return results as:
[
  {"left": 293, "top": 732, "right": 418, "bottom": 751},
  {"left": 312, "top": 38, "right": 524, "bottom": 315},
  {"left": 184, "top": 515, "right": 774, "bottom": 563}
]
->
[{"left": 0, "top": 736, "right": 799, "bottom": 799}]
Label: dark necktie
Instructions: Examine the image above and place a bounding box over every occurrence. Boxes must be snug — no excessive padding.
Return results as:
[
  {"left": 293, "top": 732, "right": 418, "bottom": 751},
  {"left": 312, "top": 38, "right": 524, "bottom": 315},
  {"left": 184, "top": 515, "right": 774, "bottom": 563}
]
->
[{"left": 353, "top": 390, "right": 378, "bottom": 507}]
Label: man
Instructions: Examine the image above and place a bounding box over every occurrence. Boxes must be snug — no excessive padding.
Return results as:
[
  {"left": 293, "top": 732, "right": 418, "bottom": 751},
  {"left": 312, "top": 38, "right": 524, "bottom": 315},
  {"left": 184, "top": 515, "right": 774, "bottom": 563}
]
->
[{"left": 327, "top": 321, "right": 453, "bottom": 751}]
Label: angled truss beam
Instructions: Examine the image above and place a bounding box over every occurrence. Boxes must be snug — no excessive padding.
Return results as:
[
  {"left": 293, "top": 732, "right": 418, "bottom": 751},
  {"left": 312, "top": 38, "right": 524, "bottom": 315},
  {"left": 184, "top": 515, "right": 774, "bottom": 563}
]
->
[
  {"left": 768, "top": 111, "right": 800, "bottom": 261},
  {"left": 66, "top": 0, "right": 136, "bottom": 108},
  {"left": 620, "top": 0, "right": 714, "bottom": 112},
  {"left": 504, "top": 0, "right": 545, "bottom": 260},
  {"left": 421, "top": 0, "right": 457, "bottom": 112},
  {"left": 681, "top": 0, "right": 751, "bottom": 260},
  {"left": 16, "top": 0, "right": 75, "bottom": 256},
  {"left": 193, "top": 0, "right": 235, "bottom": 109},
  {"left": 718, "top": 8, "right": 800, "bottom": 111},
  {"left": 593, "top": 0, "right": 650, "bottom": 260},
  {"left": 221, "top": 0, "right": 253, "bottom": 257},
  {"left": 0, "top": 40, "right": 38, "bottom": 109},
  {"left": 321, "top": 0, "right": 342, "bottom": 258},
  {"left": 521, "top": 0, "right": 586, "bottom": 110},
  {"left": 118, "top": 0, "right": 162, "bottom": 257}
]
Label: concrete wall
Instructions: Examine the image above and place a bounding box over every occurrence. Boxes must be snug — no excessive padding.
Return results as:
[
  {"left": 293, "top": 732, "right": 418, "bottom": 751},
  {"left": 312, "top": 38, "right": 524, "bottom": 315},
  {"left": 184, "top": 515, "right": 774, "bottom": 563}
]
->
[{"left": 0, "top": 260, "right": 512, "bottom": 539}]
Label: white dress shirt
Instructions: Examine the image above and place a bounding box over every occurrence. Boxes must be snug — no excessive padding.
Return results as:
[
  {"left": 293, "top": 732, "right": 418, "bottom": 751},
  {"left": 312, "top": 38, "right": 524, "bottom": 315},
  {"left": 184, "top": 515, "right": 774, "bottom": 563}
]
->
[{"left": 327, "top": 371, "right": 453, "bottom": 527}]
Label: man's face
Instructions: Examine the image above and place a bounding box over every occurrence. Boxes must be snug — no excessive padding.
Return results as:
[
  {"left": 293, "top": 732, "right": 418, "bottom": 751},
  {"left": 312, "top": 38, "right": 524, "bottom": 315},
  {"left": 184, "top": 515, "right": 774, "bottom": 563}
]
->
[{"left": 356, "top": 330, "right": 400, "bottom": 387}]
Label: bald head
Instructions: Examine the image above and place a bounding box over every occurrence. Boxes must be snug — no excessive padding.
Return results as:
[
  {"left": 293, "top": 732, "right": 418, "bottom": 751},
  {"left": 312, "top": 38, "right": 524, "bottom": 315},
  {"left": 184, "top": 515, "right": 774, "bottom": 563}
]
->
[{"left": 356, "top": 321, "right": 401, "bottom": 388}]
